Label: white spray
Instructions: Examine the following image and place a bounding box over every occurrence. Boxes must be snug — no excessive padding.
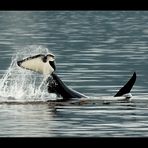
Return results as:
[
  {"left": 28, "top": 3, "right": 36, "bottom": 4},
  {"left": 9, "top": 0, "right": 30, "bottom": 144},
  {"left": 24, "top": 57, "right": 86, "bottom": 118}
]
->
[{"left": 0, "top": 45, "right": 57, "bottom": 102}]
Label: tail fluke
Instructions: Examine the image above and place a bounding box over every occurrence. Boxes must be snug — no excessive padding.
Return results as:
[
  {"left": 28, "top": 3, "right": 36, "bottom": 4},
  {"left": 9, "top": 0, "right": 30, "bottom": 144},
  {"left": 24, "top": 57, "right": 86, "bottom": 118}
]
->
[
  {"left": 114, "top": 72, "right": 136, "bottom": 97},
  {"left": 17, "top": 54, "right": 55, "bottom": 76}
]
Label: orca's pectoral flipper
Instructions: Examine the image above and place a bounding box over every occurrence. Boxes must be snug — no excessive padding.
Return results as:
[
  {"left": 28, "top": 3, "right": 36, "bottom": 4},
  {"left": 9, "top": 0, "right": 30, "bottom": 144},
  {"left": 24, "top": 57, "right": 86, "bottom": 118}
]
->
[{"left": 114, "top": 72, "right": 136, "bottom": 97}]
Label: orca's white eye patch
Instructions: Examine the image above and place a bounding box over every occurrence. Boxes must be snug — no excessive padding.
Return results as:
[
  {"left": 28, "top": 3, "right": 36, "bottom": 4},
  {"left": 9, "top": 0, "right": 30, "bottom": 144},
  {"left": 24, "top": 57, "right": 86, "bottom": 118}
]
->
[{"left": 17, "top": 54, "right": 56, "bottom": 76}]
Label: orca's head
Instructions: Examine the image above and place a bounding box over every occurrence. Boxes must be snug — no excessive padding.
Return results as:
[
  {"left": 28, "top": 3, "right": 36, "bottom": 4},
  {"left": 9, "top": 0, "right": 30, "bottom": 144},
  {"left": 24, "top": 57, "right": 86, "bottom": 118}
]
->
[{"left": 17, "top": 53, "right": 56, "bottom": 76}]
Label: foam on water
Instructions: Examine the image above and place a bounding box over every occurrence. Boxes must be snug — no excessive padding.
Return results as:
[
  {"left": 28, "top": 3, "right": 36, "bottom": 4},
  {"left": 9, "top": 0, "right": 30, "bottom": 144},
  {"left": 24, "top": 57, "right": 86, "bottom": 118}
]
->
[{"left": 0, "top": 45, "right": 57, "bottom": 102}]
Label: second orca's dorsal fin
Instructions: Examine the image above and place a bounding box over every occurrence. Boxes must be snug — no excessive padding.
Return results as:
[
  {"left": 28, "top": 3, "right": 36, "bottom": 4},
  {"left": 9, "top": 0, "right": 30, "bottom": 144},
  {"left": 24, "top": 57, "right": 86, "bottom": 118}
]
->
[{"left": 114, "top": 72, "right": 136, "bottom": 97}]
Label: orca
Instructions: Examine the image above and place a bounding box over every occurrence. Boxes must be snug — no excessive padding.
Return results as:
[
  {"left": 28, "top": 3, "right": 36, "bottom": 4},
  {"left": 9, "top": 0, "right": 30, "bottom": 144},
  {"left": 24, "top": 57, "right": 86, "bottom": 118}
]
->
[
  {"left": 47, "top": 72, "right": 136, "bottom": 101},
  {"left": 17, "top": 54, "right": 137, "bottom": 101}
]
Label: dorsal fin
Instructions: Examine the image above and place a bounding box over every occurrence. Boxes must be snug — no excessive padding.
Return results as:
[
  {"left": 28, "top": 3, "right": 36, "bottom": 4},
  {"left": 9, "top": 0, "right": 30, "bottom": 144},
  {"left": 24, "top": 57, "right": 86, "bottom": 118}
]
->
[{"left": 114, "top": 72, "right": 136, "bottom": 97}]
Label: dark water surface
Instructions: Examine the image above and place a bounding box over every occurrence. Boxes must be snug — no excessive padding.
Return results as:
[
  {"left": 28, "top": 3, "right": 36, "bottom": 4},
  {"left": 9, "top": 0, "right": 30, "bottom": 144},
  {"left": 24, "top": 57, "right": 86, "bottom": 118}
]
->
[{"left": 0, "top": 11, "right": 148, "bottom": 137}]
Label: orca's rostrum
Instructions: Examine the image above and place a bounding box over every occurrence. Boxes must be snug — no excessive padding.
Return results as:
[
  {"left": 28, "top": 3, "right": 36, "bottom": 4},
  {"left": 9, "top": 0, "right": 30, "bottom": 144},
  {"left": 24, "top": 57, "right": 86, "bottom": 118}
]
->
[{"left": 17, "top": 53, "right": 137, "bottom": 102}]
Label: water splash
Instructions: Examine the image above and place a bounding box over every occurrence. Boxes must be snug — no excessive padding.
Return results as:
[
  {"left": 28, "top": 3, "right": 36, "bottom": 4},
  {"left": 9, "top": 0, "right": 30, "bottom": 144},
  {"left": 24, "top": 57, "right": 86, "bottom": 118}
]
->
[{"left": 0, "top": 45, "right": 57, "bottom": 102}]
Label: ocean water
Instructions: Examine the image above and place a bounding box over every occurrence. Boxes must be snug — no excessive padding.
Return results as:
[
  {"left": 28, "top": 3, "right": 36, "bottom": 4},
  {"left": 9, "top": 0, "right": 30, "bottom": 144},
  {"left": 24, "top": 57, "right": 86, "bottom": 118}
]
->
[{"left": 0, "top": 11, "right": 148, "bottom": 137}]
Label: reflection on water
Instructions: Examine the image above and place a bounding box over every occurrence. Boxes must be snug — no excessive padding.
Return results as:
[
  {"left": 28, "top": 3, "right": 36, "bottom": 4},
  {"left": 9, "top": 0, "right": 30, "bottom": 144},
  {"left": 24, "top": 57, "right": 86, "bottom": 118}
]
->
[
  {"left": 0, "top": 11, "right": 148, "bottom": 137},
  {"left": 1, "top": 99, "right": 148, "bottom": 137}
]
